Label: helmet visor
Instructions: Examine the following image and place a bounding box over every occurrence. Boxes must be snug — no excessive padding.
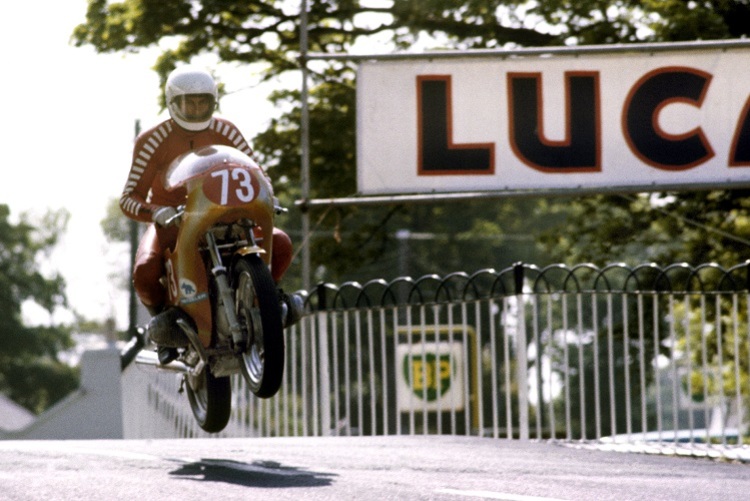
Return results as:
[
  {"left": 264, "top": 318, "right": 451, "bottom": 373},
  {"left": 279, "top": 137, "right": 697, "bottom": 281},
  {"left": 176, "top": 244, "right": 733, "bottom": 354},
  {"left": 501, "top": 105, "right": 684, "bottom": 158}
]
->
[{"left": 170, "top": 94, "right": 216, "bottom": 124}]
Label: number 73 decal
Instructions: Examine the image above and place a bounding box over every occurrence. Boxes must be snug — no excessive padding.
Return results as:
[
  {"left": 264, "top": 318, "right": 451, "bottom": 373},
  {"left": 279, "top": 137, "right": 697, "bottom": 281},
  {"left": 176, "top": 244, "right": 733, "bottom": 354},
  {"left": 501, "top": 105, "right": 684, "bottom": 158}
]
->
[{"left": 203, "top": 166, "right": 261, "bottom": 206}]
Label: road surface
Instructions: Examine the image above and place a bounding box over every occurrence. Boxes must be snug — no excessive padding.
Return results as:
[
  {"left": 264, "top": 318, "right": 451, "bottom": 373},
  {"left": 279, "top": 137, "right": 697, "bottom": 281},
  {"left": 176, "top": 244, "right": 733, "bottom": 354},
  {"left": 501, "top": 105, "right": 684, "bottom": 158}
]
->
[{"left": 0, "top": 436, "right": 747, "bottom": 500}]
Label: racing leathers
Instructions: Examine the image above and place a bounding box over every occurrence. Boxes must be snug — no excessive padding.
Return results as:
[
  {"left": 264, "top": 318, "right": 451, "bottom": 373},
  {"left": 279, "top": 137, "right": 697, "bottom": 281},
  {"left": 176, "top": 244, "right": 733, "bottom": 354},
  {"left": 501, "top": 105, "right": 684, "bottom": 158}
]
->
[{"left": 120, "top": 117, "right": 293, "bottom": 309}]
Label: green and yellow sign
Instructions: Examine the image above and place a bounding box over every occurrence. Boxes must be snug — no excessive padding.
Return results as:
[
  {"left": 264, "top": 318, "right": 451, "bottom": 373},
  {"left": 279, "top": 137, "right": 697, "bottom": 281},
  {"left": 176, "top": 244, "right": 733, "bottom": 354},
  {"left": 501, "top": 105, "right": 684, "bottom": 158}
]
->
[
  {"left": 403, "top": 352, "right": 455, "bottom": 402},
  {"left": 396, "top": 341, "right": 465, "bottom": 412}
]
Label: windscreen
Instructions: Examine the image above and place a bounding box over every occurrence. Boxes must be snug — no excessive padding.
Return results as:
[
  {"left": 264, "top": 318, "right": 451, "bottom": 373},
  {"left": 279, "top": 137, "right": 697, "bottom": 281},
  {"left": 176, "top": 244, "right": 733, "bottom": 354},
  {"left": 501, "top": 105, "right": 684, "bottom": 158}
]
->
[{"left": 164, "top": 145, "right": 260, "bottom": 190}]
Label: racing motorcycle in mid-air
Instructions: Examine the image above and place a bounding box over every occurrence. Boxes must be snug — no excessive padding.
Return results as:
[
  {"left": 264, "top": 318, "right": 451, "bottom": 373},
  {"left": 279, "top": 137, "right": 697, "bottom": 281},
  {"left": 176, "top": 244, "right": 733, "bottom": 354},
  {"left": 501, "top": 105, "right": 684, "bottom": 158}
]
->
[{"left": 136, "top": 144, "right": 287, "bottom": 433}]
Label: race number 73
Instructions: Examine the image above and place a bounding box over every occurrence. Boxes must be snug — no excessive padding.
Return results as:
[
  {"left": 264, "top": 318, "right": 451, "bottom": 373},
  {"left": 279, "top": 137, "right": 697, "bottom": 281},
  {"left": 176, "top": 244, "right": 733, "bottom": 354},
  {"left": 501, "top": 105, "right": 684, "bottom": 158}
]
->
[{"left": 204, "top": 167, "right": 260, "bottom": 206}]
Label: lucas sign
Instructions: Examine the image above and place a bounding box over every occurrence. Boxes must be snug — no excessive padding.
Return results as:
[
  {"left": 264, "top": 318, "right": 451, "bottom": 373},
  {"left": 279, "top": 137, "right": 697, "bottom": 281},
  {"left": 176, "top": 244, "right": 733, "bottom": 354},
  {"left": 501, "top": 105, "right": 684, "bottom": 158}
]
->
[{"left": 356, "top": 45, "right": 750, "bottom": 194}]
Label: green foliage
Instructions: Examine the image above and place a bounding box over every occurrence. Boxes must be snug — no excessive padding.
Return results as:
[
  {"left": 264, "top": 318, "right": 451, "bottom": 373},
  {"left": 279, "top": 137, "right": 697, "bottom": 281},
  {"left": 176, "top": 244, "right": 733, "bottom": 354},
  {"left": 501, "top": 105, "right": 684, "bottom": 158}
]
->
[
  {"left": 72, "top": 0, "right": 573, "bottom": 101},
  {"left": 539, "top": 194, "right": 667, "bottom": 265},
  {"left": 555, "top": 332, "right": 651, "bottom": 439},
  {"left": 0, "top": 205, "right": 79, "bottom": 414},
  {"left": 643, "top": 0, "right": 750, "bottom": 41},
  {"left": 654, "top": 190, "right": 750, "bottom": 265},
  {"left": 539, "top": 190, "right": 750, "bottom": 267},
  {"left": 101, "top": 197, "right": 134, "bottom": 243},
  {"left": 2, "top": 345, "right": 80, "bottom": 415}
]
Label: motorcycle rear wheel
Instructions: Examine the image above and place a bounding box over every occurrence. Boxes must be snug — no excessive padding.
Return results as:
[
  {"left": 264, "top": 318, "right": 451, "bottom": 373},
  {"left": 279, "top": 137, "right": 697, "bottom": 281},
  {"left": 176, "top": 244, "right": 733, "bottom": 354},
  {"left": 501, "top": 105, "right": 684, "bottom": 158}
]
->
[
  {"left": 234, "top": 254, "right": 285, "bottom": 398},
  {"left": 185, "top": 366, "right": 231, "bottom": 433}
]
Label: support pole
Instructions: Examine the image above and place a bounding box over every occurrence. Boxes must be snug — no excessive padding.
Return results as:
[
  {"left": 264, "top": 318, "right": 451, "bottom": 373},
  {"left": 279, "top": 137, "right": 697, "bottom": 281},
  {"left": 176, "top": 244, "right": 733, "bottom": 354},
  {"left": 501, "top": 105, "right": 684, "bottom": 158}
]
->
[
  {"left": 300, "top": 0, "right": 311, "bottom": 292},
  {"left": 514, "top": 263, "right": 530, "bottom": 440},
  {"left": 128, "top": 119, "right": 141, "bottom": 337}
]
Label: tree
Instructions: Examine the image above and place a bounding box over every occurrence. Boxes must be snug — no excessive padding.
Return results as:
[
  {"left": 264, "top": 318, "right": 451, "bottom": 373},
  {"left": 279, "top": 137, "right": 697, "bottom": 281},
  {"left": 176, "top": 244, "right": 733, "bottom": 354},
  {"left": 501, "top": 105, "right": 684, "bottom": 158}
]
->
[{"left": 0, "top": 205, "right": 79, "bottom": 414}]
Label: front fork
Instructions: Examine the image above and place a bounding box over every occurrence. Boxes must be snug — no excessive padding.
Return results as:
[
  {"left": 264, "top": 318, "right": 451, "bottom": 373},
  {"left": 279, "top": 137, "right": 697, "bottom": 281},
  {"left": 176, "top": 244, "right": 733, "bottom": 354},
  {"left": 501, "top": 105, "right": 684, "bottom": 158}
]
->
[{"left": 204, "top": 231, "right": 246, "bottom": 353}]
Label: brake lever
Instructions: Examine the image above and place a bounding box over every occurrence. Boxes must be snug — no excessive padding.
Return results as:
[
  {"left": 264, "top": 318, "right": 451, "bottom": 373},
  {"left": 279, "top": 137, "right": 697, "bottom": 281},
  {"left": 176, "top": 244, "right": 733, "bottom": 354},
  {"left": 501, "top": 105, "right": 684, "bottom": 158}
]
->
[
  {"left": 166, "top": 205, "right": 185, "bottom": 227},
  {"left": 273, "top": 197, "right": 288, "bottom": 215}
]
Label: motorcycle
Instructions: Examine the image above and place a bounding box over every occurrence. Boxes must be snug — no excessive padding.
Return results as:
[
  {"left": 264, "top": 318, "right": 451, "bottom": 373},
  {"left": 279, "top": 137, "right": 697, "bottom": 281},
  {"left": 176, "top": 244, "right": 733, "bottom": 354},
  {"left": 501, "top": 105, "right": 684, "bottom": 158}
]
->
[{"left": 136, "top": 144, "right": 286, "bottom": 433}]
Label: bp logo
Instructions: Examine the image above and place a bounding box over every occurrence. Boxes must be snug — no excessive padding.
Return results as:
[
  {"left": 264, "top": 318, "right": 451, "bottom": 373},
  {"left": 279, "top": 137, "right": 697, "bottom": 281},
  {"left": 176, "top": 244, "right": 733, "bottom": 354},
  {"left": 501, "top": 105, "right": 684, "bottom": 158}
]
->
[
  {"left": 395, "top": 339, "right": 467, "bottom": 412},
  {"left": 403, "top": 352, "right": 455, "bottom": 402}
]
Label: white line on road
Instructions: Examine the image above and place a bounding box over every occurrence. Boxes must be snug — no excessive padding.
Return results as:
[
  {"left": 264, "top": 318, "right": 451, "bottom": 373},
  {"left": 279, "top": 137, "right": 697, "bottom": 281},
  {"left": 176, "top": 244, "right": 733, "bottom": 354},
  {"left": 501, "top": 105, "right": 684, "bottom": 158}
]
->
[{"left": 435, "top": 488, "right": 568, "bottom": 501}]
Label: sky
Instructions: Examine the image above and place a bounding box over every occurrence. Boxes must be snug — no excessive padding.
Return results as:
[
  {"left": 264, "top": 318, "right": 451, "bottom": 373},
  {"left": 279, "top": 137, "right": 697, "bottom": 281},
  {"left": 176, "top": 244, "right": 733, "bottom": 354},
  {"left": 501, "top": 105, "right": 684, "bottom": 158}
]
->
[{"left": 1, "top": 2, "right": 278, "bottom": 329}]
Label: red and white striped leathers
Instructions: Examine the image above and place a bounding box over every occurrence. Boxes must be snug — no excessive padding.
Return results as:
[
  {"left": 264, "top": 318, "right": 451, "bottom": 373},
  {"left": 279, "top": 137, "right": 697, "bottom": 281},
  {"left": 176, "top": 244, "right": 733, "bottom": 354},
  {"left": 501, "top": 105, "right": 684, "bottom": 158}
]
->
[
  {"left": 120, "top": 117, "right": 256, "bottom": 223},
  {"left": 121, "top": 117, "right": 294, "bottom": 307}
]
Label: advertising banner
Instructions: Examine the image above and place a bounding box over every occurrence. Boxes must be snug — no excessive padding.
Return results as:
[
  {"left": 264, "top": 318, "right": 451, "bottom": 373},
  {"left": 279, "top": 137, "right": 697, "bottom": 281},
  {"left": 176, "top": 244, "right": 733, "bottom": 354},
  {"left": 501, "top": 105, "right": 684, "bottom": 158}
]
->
[
  {"left": 395, "top": 342, "right": 465, "bottom": 413},
  {"left": 357, "top": 46, "right": 750, "bottom": 194}
]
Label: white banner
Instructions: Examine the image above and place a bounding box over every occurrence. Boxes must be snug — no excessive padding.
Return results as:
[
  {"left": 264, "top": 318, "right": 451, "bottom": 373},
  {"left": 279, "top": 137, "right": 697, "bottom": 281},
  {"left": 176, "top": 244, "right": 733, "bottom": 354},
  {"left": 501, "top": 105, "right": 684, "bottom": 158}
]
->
[{"left": 357, "top": 46, "right": 750, "bottom": 194}]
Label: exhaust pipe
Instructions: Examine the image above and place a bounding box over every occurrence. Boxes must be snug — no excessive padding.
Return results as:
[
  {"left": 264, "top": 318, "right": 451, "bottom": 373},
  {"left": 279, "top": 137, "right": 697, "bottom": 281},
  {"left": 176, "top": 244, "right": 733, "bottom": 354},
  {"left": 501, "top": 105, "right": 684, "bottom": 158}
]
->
[{"left": 135, "top": 349, "right": 191, "bottom": 374}]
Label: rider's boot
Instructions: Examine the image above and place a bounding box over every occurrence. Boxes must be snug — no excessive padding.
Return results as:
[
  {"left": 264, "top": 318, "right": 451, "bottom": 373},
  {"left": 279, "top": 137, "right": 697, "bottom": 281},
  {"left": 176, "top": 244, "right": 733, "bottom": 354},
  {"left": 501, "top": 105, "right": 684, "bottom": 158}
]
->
[
  {"left": 157, "top": 345, "right": 179, "bottom": 365},
  {"left": 146, "top": 306, "right": 189, "bottom": 365},
  {"left": 279, "top": 290, "right": 305, "bottom": 328}
]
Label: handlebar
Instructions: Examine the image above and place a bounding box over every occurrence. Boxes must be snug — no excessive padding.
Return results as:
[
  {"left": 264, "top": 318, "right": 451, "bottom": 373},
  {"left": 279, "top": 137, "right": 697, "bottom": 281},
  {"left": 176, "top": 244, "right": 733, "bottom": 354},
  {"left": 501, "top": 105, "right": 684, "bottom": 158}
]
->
[{"left": 165, "top": 205, "right": 185, "bottom": 227}]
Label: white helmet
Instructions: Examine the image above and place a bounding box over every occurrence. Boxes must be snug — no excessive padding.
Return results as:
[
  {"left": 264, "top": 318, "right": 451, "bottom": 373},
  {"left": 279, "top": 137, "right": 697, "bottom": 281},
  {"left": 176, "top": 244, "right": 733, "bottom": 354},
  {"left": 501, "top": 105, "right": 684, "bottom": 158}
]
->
[{"left": 165, "top": 65, "right": 218, "bottom": 131}]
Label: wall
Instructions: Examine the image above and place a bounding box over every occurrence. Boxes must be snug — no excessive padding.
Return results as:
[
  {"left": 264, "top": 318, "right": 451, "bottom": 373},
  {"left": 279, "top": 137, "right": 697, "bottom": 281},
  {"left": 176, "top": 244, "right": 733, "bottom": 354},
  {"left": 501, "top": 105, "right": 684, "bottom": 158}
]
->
[{"left": 0, "top": 348, "right": 124, "bottom": 440}]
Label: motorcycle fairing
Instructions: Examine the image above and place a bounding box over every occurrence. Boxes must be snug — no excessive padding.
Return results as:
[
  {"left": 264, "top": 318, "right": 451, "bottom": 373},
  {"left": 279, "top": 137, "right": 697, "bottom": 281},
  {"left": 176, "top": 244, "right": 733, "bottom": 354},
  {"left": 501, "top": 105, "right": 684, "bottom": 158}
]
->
[{"left": 163, "top": 145, "right": 276, "bottom": 347}]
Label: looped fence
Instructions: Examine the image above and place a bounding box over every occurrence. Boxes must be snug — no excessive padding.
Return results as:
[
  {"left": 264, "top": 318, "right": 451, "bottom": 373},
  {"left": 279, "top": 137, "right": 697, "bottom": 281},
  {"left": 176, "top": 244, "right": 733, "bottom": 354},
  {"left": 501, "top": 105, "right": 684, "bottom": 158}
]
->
[
  {"left": 123, "top": 261, "right": 750, "bottom": 461},
  {"left": 308, "top": 261, "right": 750, "bottom": 309}
]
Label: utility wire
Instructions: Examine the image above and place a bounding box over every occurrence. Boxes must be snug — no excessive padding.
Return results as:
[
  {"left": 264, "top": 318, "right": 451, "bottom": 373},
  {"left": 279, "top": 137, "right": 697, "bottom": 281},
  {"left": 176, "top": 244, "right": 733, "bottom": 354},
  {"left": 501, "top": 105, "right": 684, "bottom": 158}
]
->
[
  {"left": 619, "top": 194, "right": 750, "bottom": 248},
  {"left": 290, "top": 205, "right": 333, "bottom": 262}
]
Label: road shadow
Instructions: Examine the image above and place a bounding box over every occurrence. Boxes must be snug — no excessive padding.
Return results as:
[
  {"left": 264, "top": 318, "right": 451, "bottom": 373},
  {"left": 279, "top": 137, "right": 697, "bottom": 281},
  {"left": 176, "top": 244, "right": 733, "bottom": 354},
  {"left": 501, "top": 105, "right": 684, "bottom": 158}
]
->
[{"left": 168, "top": 458, "right": 336, "bottom": 488}]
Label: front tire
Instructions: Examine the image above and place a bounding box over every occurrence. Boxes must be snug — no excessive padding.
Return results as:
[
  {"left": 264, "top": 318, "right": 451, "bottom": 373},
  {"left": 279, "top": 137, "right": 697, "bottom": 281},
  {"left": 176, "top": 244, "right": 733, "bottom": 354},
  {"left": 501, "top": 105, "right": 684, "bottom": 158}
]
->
[
  {"left": 185, "top": 367, "right": 231, "bottom": 433},
  {"left": 233, "top": 254, "right": 284, "bottom": 398}
]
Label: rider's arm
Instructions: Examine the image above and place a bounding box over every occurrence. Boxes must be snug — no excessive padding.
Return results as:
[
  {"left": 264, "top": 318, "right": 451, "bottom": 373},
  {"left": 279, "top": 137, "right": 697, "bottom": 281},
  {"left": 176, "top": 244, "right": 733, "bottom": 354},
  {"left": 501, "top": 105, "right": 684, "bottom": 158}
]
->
[{"left": 119, "top": 130, "right": 164, "bottom": 223}]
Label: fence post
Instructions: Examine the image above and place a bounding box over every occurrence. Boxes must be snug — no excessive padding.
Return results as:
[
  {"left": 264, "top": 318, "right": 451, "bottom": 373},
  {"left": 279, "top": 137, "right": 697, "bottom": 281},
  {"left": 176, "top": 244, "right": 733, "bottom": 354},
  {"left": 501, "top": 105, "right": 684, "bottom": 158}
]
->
[
  {"left": 514, "top": 263, "right": 530, "bottom": 440},
  {"left": 317, "top": 283, "right": 331, "bottom": 436}
]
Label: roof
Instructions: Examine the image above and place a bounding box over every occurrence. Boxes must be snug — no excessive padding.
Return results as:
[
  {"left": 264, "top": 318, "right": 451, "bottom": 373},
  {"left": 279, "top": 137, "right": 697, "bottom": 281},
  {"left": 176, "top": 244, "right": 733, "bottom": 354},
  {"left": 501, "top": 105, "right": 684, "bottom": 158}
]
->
[{"left": 0, "top": 394, "right": 35, "bottom": 432}]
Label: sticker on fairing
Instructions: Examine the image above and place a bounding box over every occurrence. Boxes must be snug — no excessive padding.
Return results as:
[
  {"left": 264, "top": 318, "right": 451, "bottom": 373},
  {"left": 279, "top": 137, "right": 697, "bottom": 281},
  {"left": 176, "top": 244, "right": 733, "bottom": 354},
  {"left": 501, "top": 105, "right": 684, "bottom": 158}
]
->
[
  {"left": 181, "top": 292, "right": 209, "bottom": 305},
  {"left": 179, "top": 279, "right": 198, "bottom": 298}
]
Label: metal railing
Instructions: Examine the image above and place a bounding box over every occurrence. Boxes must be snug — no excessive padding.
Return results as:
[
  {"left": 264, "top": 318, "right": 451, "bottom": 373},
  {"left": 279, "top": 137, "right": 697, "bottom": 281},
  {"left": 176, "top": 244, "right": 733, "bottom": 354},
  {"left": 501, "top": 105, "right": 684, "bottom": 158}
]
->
[{"left": 121, "top": 261, "right": 750, "bottom": 458}]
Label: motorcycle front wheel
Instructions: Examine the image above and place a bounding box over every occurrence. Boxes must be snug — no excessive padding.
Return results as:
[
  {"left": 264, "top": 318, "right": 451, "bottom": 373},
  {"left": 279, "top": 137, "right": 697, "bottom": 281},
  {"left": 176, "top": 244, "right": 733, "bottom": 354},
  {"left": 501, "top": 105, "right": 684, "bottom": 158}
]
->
[
  {"left": 233, "top": 254, "right": 284, "bottom": 398},
  {"left": 185, "top": 366, "right": 231, "bottom": 433}
]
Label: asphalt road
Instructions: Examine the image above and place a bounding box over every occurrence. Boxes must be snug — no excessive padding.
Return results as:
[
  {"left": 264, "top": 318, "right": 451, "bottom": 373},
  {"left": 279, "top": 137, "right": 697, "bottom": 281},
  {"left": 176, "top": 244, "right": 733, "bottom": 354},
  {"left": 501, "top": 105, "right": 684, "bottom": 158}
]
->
[{"left": 0, "top": 436, "right": 747, "bottom": 500}]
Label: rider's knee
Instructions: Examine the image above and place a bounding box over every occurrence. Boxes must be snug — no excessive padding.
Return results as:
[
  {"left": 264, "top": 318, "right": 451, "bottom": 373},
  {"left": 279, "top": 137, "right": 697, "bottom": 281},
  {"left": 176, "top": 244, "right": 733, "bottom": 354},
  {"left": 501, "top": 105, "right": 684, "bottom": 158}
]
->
[
  {"left": 133, "top": 258, "right": 166, "bottom": 308},
  {"left": 271, "top": 229, "right": 293, "bottom": 282}
]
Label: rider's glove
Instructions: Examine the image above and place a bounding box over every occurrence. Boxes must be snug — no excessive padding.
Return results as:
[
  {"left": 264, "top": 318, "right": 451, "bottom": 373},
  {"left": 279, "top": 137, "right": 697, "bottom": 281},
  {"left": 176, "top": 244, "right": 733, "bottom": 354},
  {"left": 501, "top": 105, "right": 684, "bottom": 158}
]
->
[{"left": 152, "top": 206, "right": 178, "bottom": 227}]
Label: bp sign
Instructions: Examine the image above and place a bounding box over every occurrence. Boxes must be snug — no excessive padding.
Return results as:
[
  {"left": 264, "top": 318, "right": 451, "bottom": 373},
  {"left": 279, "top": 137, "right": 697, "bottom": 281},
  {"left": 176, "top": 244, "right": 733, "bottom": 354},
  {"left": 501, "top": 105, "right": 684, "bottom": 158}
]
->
[{"left": 396, "top": 342, "right": 465, "bottom": 412}]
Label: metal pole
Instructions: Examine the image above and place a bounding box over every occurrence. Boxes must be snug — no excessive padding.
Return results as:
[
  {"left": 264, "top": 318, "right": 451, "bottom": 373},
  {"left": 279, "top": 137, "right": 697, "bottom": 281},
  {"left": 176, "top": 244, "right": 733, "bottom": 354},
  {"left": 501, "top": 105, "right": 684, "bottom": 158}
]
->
[
  {"left": 300, "top": 0, "right": 311, "bottom": 293},
  {"left": 514, "top": 263, "right": 530, "bottom": 440},
  {"left": 128, "top": 119, "right": 141, "bottom": 336},
  {"left": 317, "top": 285, "right": 331, "bottom": 436},
  {"left": 295, "top": 181, "right": 750, "bottom": 209}
]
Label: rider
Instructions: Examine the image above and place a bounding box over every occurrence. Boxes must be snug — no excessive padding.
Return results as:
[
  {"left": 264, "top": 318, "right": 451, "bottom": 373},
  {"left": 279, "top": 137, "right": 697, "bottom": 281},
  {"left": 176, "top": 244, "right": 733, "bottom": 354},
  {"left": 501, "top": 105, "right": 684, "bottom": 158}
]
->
[{"left": 120, "top": 65, "right": 303, "bottom": 363}]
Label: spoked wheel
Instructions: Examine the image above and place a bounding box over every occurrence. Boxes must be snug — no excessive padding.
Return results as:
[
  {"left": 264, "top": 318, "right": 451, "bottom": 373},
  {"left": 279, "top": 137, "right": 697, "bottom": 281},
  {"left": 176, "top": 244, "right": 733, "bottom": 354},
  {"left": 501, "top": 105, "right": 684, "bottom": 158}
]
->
[
  {"left": 233, "top": 254, "right": 284, "bottom": 398},
  {"left": 185, "top": 366, "right": 231, "bottom": 433}
]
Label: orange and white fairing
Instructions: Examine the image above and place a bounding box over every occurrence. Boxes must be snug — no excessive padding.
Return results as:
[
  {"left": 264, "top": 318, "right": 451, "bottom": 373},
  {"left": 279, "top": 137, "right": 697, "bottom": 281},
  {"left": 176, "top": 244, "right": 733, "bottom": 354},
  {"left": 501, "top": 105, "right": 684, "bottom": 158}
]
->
[{"left": 162, "top": 145, "right": 275, "bottom": 346}]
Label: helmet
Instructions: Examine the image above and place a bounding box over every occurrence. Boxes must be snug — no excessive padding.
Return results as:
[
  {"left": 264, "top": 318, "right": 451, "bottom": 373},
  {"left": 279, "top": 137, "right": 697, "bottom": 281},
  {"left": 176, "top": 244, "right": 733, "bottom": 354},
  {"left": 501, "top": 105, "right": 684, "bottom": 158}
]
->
[{"left": 165, "top": 65, "right": 218, "bottom": 131}]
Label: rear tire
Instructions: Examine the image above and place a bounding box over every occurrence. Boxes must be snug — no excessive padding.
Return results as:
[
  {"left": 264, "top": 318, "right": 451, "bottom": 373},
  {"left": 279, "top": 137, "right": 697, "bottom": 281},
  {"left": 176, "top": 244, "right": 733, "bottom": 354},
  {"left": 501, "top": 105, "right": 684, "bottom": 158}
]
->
[
  {"left": 233, "top": 254, "right": 284, "bottom": 398},
  {"left": 185, "top": 367, "right": 231, "bottom": 433}
]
